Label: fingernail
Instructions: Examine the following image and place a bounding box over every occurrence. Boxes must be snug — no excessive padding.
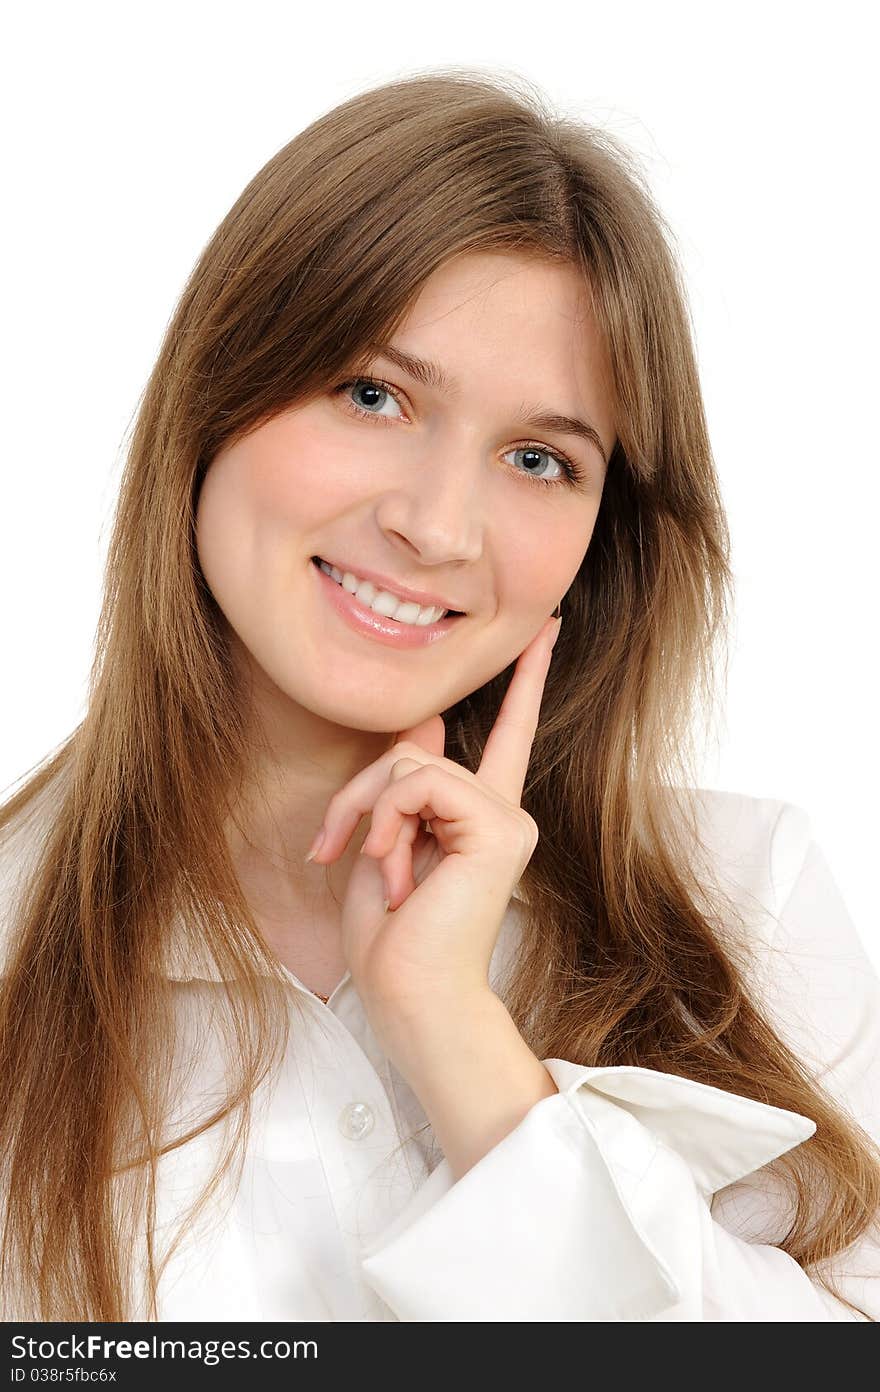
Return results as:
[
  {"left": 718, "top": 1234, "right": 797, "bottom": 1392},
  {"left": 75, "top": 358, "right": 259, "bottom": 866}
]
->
[
  {"left": 305, "top": 827, "right": 326, "bottom": 863},
  {"left": 550, "top": 617, "right": 562, "bottom": 649},
  {"left": 382, "top": 898, "right": 391, "bottom": 914}
]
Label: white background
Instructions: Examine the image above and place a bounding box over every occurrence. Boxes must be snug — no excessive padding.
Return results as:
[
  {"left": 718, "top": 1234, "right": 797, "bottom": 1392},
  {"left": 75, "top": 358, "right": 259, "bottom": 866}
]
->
[{"left": 1, "top": 1, "right": 877, "bottom": 967}]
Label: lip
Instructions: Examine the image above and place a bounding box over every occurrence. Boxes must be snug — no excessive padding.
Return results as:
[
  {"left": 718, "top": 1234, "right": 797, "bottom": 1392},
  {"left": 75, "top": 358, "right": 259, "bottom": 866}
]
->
[
  {"left": 311, "top": 557, "right": 464, "bottom": 648},
  {"left": 312, "top": 555, "right": 465, "bottom": 615}
]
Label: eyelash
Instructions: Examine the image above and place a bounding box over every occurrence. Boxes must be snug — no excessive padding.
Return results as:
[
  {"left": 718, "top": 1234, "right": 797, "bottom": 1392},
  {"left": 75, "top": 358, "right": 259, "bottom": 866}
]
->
[{"left": 332, "top": 376, "right": 586, "bottom": 490}]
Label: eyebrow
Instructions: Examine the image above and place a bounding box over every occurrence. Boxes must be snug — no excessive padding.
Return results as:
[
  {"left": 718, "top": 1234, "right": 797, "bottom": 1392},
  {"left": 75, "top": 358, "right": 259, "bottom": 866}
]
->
[{"left": 357, "top": 340, "right": 609, "bottom": 468}]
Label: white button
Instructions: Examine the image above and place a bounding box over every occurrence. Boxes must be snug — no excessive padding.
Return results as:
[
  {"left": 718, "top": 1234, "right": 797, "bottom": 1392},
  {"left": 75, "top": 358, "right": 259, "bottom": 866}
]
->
[{"left": 338, "top": 1101, "right": 375, "bottom": 1140}]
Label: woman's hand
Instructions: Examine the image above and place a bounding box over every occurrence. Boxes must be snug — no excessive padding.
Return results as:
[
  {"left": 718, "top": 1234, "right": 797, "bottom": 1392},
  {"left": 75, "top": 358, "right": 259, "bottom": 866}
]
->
[{"left": 305, "top": 614, "right": 562, "bottom": 1050}]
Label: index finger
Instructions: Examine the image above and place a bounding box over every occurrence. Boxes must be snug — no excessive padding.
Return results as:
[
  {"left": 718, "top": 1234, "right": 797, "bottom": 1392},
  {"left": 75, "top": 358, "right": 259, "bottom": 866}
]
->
[{"left": 476, "top": 615, "right": 561, "bottom": 804}]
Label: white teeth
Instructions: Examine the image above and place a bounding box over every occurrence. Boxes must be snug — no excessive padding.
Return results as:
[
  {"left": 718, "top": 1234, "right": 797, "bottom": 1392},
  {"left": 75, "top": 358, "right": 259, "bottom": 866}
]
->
[{"left": 318, "top": 560, "right": 449, "bottom": 626}]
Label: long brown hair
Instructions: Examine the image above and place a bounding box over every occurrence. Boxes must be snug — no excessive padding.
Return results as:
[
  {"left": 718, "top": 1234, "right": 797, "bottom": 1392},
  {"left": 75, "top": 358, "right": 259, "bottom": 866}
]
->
[{"left": 2, "top": 67, "right": 878, "bottom": 1321}]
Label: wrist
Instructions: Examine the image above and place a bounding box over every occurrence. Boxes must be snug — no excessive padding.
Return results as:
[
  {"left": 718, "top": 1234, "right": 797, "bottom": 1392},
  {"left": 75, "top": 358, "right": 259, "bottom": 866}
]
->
[
  {"left": 372, "top": 986, "right": 509, "bottom": 1078},
  {"left": 379, "top": 989, "right": 525, "bottom": 1089},
  {"left": 376, "top": 989, "right": 558, "bottom": 1182}
]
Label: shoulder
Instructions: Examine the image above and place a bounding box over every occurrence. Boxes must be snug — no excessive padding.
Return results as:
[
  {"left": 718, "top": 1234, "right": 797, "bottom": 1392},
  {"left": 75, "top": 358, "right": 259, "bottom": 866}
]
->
[
  {"left": 687, "top": 788, "right": 880, "bottom": 1092},
  {"left": 663, "top": 785, "right": 813, "bottom": 953},
  {"left": 496, "top": 786, "right": 814, "bottom": 997},
  {"left": 697, "top": 786, "right": 814, "bottom": 911}
]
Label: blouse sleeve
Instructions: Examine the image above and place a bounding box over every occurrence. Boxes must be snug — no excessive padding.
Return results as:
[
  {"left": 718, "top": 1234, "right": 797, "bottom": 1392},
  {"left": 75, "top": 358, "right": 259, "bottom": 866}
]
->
[{"left": 358, "top": 802, "right": 880, "bottom": 1321}]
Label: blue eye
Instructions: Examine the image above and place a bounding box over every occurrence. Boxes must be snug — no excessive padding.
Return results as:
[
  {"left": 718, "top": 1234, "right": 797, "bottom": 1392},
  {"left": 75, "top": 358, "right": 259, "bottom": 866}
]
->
[
  {"left": 508, "top": 446, "right": 573, "bottom": 488},
  {"left": 339, "top": 378, "right": 405, "bottom": 421},
  {"left": 333, "top": 377, "right": 585, "bottom": 490}
]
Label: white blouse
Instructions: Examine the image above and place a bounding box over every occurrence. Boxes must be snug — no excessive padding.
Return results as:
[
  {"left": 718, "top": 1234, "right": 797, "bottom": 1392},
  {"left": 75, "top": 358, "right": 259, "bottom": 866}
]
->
[{"left": 1, "top": 787, "right": 878, "bottom": 1321}]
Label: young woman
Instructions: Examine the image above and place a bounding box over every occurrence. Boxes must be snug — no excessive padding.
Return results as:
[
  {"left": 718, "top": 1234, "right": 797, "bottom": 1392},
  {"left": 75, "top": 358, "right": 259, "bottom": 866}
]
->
[{"left": 1, "top": 69, "right": 878, "bottom": 1323}]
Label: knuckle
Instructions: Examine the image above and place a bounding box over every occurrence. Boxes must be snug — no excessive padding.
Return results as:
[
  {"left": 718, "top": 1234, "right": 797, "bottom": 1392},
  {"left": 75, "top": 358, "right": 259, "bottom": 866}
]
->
[
  {"left": 393, "top": 740, "right": 420, "bottom": 760},
  {"left": 519, "top": 813, "right": 539, "bottom": 849},
  {"left": 390, "top": 756, "right": 416, "bottom": 779}
]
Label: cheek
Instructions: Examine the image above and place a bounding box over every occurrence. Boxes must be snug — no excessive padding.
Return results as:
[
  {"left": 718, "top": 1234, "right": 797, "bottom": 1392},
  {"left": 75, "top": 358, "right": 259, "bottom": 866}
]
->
[
  {"left": 499, "top": 510, "right": 596, "bottom": 612},
  {"left": 250, "top": 414, "right": 358, "bottom": 524}
]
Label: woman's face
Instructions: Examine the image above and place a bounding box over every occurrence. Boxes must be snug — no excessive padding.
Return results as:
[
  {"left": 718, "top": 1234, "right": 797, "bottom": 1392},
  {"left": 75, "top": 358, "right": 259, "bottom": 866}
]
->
[{"left": 196, "top": 250, "right": 617, "bottom": 734}]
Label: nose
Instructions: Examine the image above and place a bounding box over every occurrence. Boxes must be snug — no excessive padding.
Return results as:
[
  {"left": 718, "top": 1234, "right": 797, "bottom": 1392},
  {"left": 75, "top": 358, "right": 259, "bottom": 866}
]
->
[{"left": 377, "top": 443, "right": 486, "bottom": 568}]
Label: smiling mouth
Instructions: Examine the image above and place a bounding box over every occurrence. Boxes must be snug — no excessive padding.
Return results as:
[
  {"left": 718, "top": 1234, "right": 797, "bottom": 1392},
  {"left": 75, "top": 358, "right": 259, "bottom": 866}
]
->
[{"left": 311, "top": 557, "right": 465, "bottom": 619}]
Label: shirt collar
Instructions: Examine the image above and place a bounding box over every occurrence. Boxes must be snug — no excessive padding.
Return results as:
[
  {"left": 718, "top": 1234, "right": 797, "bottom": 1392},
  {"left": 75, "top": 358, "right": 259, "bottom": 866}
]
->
[{"left": 159, "top": 885, "right": 529, "bottom": 991}]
